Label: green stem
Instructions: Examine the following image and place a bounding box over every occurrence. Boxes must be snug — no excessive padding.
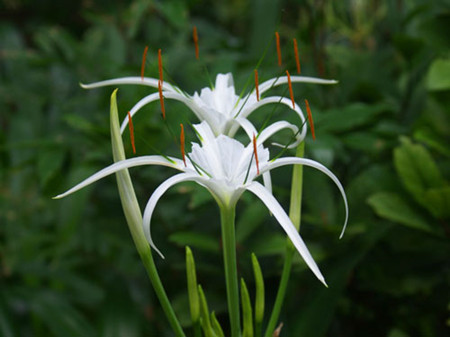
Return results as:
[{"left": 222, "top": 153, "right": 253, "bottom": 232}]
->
[
  {"left": 220, "top": 204, "right": 241, "bottom": 337},
  {"left": 264, "top": 142, "right": 304, "bottom": 337},
  {"left": 110, "top": 90, "right": 185, "bottom": 337},
  {"left": 263, "top": 248, "right": 294, "bottom": 337}
]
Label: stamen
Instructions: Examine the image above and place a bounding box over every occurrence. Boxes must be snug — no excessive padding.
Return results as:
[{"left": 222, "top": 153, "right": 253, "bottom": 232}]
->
[
  {"left": 158, "top": 48, "right": 163, "bottom": 84},
  {"left": 127, "top": 111, "right": 136, "bottom": 154},
  {"left": 180, "top": 124, "right": 186, "bottom": 166},
  {"left": 286, "top": 70, "right": 295, "bottom": 109},
  {"left": 158, "top": 80, "right": 165, "bottom": 119},
  {"left": 254, "top": 69, "right": 260, "bottom": 101},
  {"left": 193, "top": 26, "right": 199, "bottom": 60},
  {"left": 305, "top": 99, "right": 316, "bottom": 140},
  {"left": 275, "top": 31, "right": 282, "bottom": 67},
  {"left": 293, "top": 38, "right": 301, "bottom": 74},
  {"left": 141, "top": 46, "right": 149, "bottom": 80},
  {"left": 253, "top": 133, "right": 260, "bottom": 175}
]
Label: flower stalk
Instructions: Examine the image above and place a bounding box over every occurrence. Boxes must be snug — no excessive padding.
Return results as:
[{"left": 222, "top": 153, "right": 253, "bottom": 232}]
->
[
  {"left": 219, "top": 203, "right": 241, "bottom": 337},
  {"left": 110, "top": 89, "right": 185, "bottom": 337}
]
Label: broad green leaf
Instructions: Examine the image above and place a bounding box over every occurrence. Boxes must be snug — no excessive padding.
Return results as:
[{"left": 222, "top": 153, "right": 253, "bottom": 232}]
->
[
  {"left": 170, "top": 232, "right": 219, "bottom": 253},
  {"left": 423, "top": 187, "right": 450, "bottom": 218},
  {"left": 251, "top": 234, "right": 286, "bottom": 257},
  {"left": 38, "top": 148, "right": 65, "bottom": 188},
  {"left": 236, "top": 202, "right": 267, "bottom": 243},
  {"left": 426, "top": 58, "right": 450, "bottom": 91},
  {"left": 30, "top": 291, "right": 95, "bottom": 337},
  {"left": 394, "top": 137, "right": 445, "bottom": 209},
  {"left": 367, "top": 192, "right": 432, "bottom": 232},
  {"left": 318, "top": 103, "right": 389, "bottom": 133}
]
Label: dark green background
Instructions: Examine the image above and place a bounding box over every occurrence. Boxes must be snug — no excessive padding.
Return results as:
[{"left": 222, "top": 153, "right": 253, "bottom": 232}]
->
[{"left": 1, "top": 0, "right": 449, "bottom": 336}]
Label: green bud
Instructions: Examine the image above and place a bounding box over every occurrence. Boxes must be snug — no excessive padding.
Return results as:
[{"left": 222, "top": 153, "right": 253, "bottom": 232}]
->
[
  {"left": 241, "top": 278, "right": 253, "bottom": 337},
  {"left": 211, "top": 311, "right": 225, "bottom": 337},
  {"left": 198, "top": 285, "right": 216, "bottom": 337},
  {"left": 186, "top": 246, "right": 200, "bottom": 323},
  {"left": 251, "top": 253, "right": 264, "bottom": 326}
]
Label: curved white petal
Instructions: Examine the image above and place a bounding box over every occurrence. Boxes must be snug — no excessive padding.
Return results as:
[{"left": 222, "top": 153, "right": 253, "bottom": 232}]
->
[
  {"left": 262, "top": 171, "right": 272, "bottom": 194},
  {"left": 80, "top": 77, "right": 179, "bottom": 93},
  {"left": 143, "top": 173, "right": 203, "bottom": 258},
  {"left": 238, "top": 96, "right": 307, "bottom": 144},
  {"left": 54, "top": 156, "right": 183, "bottom": 199},
  {"left": 257, "top": 121, "right": 301, "bottom": 148},
  {"left": 263, "top": 157, "right": 349, "bottom": 238},
  {"left": 120, "top": 92, "right": 160, "bottom": 133},
  {"left": 258, "top": 76, "right": 338, "bottom": 95},
  {"left": 246, "top": 182, "right": 327, "bottom": 285},
  {"left": 231, "top": 117, "right": 257, "bottom": 140},
  {"left": 120, "top": 91, "right": 207, "bottom": 134}
]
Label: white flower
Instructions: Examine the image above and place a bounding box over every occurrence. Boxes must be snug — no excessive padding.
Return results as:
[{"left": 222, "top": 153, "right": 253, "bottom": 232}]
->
[
  {"left": 55, "top": 121, "right": 348, "bottom": 286},
  {"left": 81, "top": 73, "right": 337, "bottom": 147}
]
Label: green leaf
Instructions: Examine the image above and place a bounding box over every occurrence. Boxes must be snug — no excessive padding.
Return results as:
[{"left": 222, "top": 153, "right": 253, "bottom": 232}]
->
[
  {"left": 423, "top": 187, "right": 450, "bottom": 218},
  {"left": 394, "top": 137, "right": 446, "bottom": 213},
  {"left": 426, "top": 58, "right": 450, "bottom": 91},
  {"left": 211, "top": 312, "right": 225, "bottom": 337},
  {"left": 318, "top": 103, "right": 389, "bottom": 133},
  {"left": 170, "top": 232, "right": 219, "bottom": 253},
  {"left": 38, "top": 148, "right": 65, "bottom": 188},
  {"left": 367, "top": 192, "right": 432, "bottom": 232},
  {"left": 30, "top": 291, "right": 95, "bottom": 337},
  {"left": 240, "top": 278, "right": 253, "bottom": 337},
  {"left": 198, "top": 285, "right": 216, "bottom": 337},
  {"left": 186, "top": 247, "right": 200, "bottom": 323},
  {"left": 251, "top": 253, "right": 264, "bottom": 336}
]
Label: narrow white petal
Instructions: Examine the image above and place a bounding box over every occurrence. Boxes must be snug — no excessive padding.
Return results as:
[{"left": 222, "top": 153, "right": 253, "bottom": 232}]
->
[
  {"left": 120, "top": 92, "right": 206, "bottom": 134},
  {"left": 80, "top": 77, "right": 179, "bottom": 93},
  {"left": 262, "top": 171, "right": 273, "bottom": 194},
  {"left": 143, "top": 173, "right": 203, "bottom": 258},
  {"left": 246, "top": 182, "right": 327, "bottom": 285},
  {"left": 120, "top": 92, "right": 160, "bottom": 133},
  {"left": 257, "top": 121, "right": 301, "bottom": 148},
  {"left": 263, "top": 157, "right": 349, "bottom": 238},
  {"left": 54, "top": 156, "right": 183, "bottom": 199},
  {"left": 258, "top": 76, "right": 338, "bottom": 95},
  {"left": 238, "top": 96, "right": 307, "bottom": 144},
  {"left": 232, "top": 117, "right": 257, "bottom": 140}
]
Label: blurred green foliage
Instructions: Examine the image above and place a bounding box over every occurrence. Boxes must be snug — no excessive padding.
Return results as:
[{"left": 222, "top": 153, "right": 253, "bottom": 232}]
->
[{"left": 1, "top": 0, "right": 449, "bottom": 336}]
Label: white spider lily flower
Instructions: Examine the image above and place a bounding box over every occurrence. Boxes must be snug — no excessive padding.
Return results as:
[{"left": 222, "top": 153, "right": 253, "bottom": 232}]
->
[
  {"left": 54, "top": 121, "right": 348, "bottom": 285},
  {"left": 81, "top": 73, "right": 337, "bottom": 147}
]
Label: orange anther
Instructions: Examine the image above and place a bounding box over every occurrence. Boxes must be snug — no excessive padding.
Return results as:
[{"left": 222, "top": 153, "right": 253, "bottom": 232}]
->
[
  {"left": 158, "top": 80, "right": 165, "bottom": 119},
  {"left": 305, "top": 99, "right": 316, "bottom": 140},
  {"left": 193, "top": 26, "right": 199, "bottom": 60},
  {"left": 158, "top": 49, "right": 163, "bottom": 84},
  {"left": 286, "top": 70, "right": 295, "bottom": 109},
  {"left": 180, "top": 124, "right": 186, "bottom": 166},
  {"left": 127, "top": 111, "right": 136, "bottom": 154},
  {"left": 254, "top": 69, "right": 260, "bottom": 101},
  {"left": 253, "top": 133, "right": 259, "bottom": 175},
  {"left": 275, "top": 31, "right": 282, "bottom": 67},
  {"left": 141, "top": 46, "right": 149, "bottom": 80},
  {"left": 293, "top": 38, "right": 301, "bottom": 74}
]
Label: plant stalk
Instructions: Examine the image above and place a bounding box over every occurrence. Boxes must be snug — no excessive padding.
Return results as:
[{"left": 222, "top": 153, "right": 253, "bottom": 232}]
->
[
  {"left": 110, "top": 89, "right": 185, "bottom": 337},
  {"left": 220, "top": 204, "right": 241, "bottom": 337}
]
